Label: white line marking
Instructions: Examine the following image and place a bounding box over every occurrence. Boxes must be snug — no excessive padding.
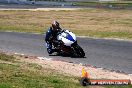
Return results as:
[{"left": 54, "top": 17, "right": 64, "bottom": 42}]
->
[
  {"left": 14, "top": 53, "right": 19, "bottom": 55},
  {"left": 0, "top": 8, "right": 83, "bottom": 11},
  {"left": 98, "top": 68, "right": 103, "bottom": 70},
  {"left": 79, "top": 63, "right": 83, "bottom": 66},
  {"left": 128, "top": 74, "right": 132, "bottom": 76},
  {"left": 14, "top": 52, "right": 25, "bottom": 55},
  {"left": 37, "top": 57, "right": 52, "bottom": 60}
]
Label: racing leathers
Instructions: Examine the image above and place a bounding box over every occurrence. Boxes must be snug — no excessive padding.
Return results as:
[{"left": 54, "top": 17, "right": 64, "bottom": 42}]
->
[{"left": 45, "top": 27, "right": 62, "bottom": 54}]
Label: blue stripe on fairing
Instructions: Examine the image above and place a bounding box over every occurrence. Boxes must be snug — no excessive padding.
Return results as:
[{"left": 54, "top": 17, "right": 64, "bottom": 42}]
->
[{"left": 65, "top": 32, "right": 75, "bottom": 42}]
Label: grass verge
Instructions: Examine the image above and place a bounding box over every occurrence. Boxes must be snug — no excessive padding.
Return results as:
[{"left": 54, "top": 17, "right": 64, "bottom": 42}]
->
[
  {"left": 0, "top": 53, "right": 132, "bottom": 88},
  {"left": 0, "top": 53, "right": 84, "bottom": 88},
  {"left": 0, "top": 9, "right": 132, "bottom": 39}
]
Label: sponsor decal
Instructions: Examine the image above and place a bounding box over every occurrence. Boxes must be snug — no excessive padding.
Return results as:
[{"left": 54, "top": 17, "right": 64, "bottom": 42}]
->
[{"left": 80, "top": 67, "right": 131, "bottom": 86}]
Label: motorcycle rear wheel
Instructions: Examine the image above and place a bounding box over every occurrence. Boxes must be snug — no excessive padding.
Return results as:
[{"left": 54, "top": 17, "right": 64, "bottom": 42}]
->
[{"left": 72, "top": 44, "right": 85, "bottom": 58}]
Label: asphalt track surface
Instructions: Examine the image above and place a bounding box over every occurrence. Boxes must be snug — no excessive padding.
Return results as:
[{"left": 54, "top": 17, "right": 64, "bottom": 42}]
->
[
  {"left": 0, "top": 4, "right": 83, "bottom": 9},
  {"left": 0, "top": 4, "right": 56, "bottom": 9},
  {"left": 0, "top": 32, "right": 132, "bottom": 74}
]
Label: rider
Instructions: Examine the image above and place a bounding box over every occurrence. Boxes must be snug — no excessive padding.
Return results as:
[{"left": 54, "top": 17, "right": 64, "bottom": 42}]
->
[{"left": 45, "top": 21, "right": 62, "bottom": 54}]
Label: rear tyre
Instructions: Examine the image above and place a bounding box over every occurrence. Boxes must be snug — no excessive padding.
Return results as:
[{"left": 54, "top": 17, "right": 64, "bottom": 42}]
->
[{"left": 72, "top": 44, "right": 85, "bottom": 58}]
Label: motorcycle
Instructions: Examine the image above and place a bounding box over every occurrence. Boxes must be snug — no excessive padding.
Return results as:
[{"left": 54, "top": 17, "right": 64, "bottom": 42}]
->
[{"left": 46, "top": 30, "right": 85, "bottom": 58}]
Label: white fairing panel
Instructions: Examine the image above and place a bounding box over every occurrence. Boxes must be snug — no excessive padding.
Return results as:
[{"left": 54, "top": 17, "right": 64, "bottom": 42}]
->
[
  {"left": 57, "top": 30, "right": 76, "bottom": 46},
  {"left": 65, "top": 30, "right": 76, "bottom": 41},
  {"left": 62, "top": 37, "right": 74, "bottom": 46}
]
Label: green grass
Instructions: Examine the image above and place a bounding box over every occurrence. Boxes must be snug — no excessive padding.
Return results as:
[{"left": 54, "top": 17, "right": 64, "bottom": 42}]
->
[
  {"left": 0, "top": 53, "right": 15, "bottom": 62},
  {"left": 105, "top": 85, "right": 132, "bottom": 88},
  {"left": 0, "top": 53, "right": 84, "bottom": 88},
  {"left": 0, "top": 53, "right": 132, "bottom": 88},
  {"left": 0, "top": 9, "right": 132, "bottom": 39}
]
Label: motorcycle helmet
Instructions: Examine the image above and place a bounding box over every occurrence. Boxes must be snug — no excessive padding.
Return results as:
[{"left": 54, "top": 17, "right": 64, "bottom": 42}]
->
[{"left": 52, "top": 21, "right": 60, "bottom": 29}]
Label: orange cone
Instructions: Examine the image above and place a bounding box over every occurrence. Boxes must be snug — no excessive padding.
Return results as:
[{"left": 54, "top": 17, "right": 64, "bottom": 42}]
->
[{"left": 81, "top": 67, "right": 88, "bottom": 78}]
